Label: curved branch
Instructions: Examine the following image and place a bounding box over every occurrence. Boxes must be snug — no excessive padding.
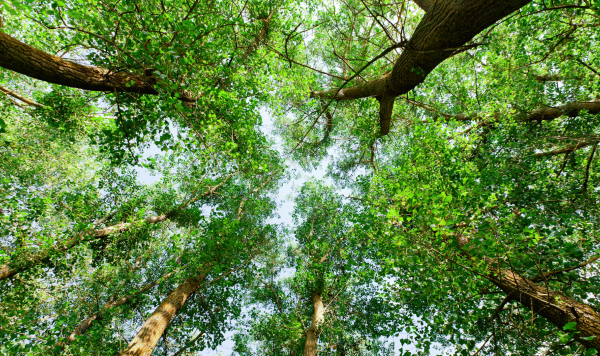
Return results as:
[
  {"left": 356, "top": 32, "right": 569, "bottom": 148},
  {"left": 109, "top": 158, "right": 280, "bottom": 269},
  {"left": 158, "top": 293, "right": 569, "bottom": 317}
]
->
[{"left": 0, "top": 31, "right": 195, "bottom": 102}]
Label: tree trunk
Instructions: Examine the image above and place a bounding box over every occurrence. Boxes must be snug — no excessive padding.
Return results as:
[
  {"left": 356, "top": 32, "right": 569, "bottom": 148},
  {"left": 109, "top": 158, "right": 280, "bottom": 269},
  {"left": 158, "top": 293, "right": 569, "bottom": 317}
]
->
[
  {"left": 0, "top": 31, "right": 194, "bottom": 102},
  {"left": 120, "top": 272, "right": 208, "bottom": 356},
  {"left": 304, "top": 291, "right": 325, "bottom": 356},
  {"left": 491, "top": 268, "right": 600, "bottom": 350},
  {"left": 455, "top": 235, "right": 600, "bottom": 349},
  {"left": 311, "top": 0, "right": 532, "bottom": 134}
]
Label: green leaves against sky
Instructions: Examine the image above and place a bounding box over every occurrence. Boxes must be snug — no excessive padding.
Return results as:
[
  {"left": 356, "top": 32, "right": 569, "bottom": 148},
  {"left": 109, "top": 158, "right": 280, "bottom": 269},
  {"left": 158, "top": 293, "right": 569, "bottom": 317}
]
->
[{"left": 0, "top": 0, "right": 599, "bottom": 355}]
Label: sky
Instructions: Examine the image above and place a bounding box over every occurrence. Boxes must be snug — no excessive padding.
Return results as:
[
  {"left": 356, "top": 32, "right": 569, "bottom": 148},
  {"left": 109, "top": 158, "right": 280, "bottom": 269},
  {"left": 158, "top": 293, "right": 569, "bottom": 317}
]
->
[{"left": 132, "top": 108, "right": 428, "bottom": 356}]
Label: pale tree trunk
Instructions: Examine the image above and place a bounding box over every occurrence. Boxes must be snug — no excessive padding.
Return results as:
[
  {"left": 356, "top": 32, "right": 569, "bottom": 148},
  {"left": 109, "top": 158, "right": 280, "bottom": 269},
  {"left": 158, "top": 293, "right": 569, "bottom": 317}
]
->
[
  {"left": 120, "top": 272, "right": 208, "bottom": 356},
  {"left": 304, "top": 291, "right": 325, "bottom": 356},
  {"left": 0, "top": 31, "right": 194, "bottom": 102},
  {"left": 311, "top": 0, "right": 533, "bottom": 135}
]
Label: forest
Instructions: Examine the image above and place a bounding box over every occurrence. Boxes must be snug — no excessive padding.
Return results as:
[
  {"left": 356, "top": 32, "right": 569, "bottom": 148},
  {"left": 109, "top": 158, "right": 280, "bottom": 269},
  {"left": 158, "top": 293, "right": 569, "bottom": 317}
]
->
[{"left": 0, "top": 0, "right": 599, "bottom": 355}]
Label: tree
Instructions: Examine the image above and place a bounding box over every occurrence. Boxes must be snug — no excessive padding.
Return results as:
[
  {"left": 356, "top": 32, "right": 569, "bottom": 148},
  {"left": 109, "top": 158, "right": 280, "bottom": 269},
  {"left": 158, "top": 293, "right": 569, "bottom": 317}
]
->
[
  {"left": 235, "top": 182, "right": 397, "bottom": 356},
  {"left": 1, "top": 0, "right": 599, "bottom": 355}
]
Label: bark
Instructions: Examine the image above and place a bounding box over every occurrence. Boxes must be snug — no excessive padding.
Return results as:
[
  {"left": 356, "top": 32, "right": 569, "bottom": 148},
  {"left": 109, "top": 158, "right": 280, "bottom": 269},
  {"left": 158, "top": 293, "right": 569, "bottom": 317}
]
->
[
  {"left": 413, "top": 0, "right": 434, "bottom": 12},
  {"left": 521, "top": 100, "right": 600, "bottom": 122},
  {"left": 58, "top": 271, "right": 174, "bottom": 349},
  {"left": 120, "top": 272, "right": 208, "bottom": 356},
  {"left": 377, "top": 95, "right": 395, "bottom": 136},
  {"left": 0, "top": 213, "right": 171, "bottom": 281},
  {"left": 0, "top": 175, "right": 236, "bottom": 281},
  {"left": 311, "top": 0, "right": 532, "bottom": 134},
  {"left": 0, "top": 84, "right": 44, "bottom": 108},
  {"left": 491, "top": 268, "right": 600, "bottom": 350},
  {"left": 454, "top": 236, "right": 600, "bottom": 349},
  {"left": 406, "top": 99, "right": 600, "bottom": 123},
  {"left": 0, "top": 31, "right": 194, "bottom": 102},
  {"left": 304, "top": 291, "right": 325, "bottom": 356}
]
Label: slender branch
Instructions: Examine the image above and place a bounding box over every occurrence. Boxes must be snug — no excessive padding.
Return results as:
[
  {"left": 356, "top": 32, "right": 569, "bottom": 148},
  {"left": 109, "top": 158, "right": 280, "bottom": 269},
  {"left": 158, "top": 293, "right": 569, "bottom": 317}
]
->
[
  {"left": 0, "top": 84, "right": 44, "bottom": 108},
  {"left": 532, "top": 255, "right": 600, "bottom": 282}
]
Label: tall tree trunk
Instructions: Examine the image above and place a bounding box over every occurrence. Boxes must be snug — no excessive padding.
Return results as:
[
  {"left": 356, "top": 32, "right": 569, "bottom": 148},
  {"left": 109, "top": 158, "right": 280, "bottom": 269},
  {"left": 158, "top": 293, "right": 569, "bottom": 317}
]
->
[
  {"left": 311, "top": 0, "right": 532, "bottom": 135},
  {"left": 0, "top": 31, "right": 194, "bottom": 102},
  {"left": 304, "top": 291, "right": 325, "bottom": 356},
  {"left": 120, "top": 272, "right": 208, "bottom": 356}
]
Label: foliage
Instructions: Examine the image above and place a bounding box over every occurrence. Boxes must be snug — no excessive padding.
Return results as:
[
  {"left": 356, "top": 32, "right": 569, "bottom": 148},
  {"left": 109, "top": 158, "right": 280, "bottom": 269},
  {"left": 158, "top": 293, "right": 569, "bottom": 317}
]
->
[{"left": 0, "top": 0, "right": 599, "bottom": 355}]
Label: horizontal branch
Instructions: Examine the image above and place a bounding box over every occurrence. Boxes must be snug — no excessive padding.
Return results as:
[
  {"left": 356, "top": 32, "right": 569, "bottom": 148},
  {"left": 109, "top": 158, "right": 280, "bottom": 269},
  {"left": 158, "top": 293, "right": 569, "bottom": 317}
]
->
[
  {"left": 0, "top": 31, "right": 195, "bottom": 102},
  {"left": 535, "top": 141, "right": 595, "bottom": 157},
  {"left": 408, "top": 99, "right": 600, "bottom": 123}
]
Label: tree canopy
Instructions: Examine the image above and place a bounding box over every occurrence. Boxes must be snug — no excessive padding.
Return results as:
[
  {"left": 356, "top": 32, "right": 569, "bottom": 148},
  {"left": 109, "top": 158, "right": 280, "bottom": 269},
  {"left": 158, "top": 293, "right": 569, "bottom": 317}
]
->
[{"left": 0, "top": 0, "right": 599, "bottom": 355}]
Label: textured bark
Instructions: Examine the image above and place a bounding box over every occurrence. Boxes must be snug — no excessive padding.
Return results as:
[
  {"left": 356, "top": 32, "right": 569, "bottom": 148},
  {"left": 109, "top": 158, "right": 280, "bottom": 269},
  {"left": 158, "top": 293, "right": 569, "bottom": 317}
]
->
[
  {"left": 0, "top": 31, "right": 194, "bottom": 102},
  {"left": 404, "top": 98, "right": 600, "bottom": 124},
  {"left": 520, "top": 100, "right": 600, "bottom": 122},
  {"left": 377, "top": 95, "right": 395, "bottom": 136},
  {"left": 311, "top": 0, "right": 532, "bottom": 134},
  {"left": 58, "top": 271, "right": 174, "bottom": 349},
  {"left": 304, "top": 291, "right": 325, "bottom": 356},
  {"left": 413, "top": 0, "right": 434, "bottom": 11},
  {"left": 120, "top": 273, "right": 208, "bottom": 356},
  {"left": 491, "top": 268, "right": 600, "bottom": 350},
  {"left": 455, "top": 236, "right": 600, "bottom": 349}
]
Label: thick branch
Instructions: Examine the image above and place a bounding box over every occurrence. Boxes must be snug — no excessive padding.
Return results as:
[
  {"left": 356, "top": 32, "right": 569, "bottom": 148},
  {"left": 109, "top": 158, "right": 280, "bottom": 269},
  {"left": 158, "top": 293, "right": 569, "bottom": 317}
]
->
[
  {"left": 491, "top": 268, "right": 600, "bottom": 350},
  {"left": 521, "top": 100, "right": 600, "bottom": 122},
  {"left": 311, "top": 0, "right": 532, "bottom": 134},
  {"left": 407, "top": 99, "right": 600, "bottom": 123},
  {"left": 454, "top": 236, "right": 600, "bottom": 349},
  {"left": 0, "top": 31, "right": 195, "bottom": 102}
]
